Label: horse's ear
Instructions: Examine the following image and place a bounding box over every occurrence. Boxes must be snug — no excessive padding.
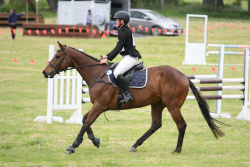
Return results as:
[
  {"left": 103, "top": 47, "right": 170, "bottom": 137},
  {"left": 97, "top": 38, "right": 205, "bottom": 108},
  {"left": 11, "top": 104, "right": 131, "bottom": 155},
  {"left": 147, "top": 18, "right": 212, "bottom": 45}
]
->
[{"left": 57, "top": 41, "right": 64, "bottom": 50}]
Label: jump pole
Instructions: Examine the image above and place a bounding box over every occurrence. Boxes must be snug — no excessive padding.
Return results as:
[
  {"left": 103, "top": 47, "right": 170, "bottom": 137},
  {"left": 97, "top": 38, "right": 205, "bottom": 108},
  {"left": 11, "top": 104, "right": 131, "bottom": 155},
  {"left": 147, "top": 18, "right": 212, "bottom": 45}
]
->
[
  {"left": 187, "top": 75, "right": 217, "bottom": 79},
  {"left": 206, "top": 44, "right": 250, "bottom": 56},
  {"left": 208, "top": 44, "right": 250, "bottom": 49}
]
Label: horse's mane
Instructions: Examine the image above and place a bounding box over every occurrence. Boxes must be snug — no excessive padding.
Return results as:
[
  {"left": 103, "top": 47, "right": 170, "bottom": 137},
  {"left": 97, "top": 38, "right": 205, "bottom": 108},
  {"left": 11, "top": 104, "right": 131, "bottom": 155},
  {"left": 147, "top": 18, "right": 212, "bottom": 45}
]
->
[{"left": 70, "top": 47, "right": 100, "bottom": 62}]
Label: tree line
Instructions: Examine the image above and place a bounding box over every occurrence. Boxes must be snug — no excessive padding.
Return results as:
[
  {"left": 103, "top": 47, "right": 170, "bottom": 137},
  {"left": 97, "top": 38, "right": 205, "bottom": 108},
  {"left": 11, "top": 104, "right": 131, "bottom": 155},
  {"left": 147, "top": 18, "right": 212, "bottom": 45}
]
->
[
  {"left": 132, "top": 0, "right": 250, "bottom": 13},
  {"left": 0, "top": 0, "right": 249, "bottom": 13},
  {"left": 0, "top": 0, "right": 57, "bottom": 13}
]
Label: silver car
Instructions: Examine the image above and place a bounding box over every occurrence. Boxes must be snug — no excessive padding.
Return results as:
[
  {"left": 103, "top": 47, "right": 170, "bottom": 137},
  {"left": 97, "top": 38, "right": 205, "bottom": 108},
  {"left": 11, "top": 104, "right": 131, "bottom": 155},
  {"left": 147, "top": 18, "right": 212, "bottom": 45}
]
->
[{"left": 129, "top": 9, "right": 183, "bottom": 36}]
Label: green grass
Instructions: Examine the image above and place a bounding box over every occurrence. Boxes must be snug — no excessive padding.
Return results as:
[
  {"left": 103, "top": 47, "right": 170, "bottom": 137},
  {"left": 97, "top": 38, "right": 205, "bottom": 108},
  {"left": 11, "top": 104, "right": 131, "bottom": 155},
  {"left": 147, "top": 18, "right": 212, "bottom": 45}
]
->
[{"left": 0, "top": 15, "right": 250, "bottom": 166}]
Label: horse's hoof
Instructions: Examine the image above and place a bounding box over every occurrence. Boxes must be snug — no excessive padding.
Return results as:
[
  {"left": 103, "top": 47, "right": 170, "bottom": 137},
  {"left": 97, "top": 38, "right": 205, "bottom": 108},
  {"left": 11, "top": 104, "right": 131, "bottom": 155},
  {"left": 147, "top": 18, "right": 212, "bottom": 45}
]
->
[
  {"left": 172, "top": 150, "right": 181, "bottom": 154},
  {"left": 129, "top": 147, "right": 137, "bottom": 152},
  {"left": 65, "top": 146, "right": 75, "bottom": 154},
  {"left": 92, "top": 138, "right": 100, "bottom": 148}
]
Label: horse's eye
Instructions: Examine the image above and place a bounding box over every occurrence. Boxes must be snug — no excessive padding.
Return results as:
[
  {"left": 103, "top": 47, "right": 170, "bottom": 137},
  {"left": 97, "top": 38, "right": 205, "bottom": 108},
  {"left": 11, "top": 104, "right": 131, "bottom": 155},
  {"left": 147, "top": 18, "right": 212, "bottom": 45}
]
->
[{"left": 56, "top": 55, "right": 60, "bottom": 58}]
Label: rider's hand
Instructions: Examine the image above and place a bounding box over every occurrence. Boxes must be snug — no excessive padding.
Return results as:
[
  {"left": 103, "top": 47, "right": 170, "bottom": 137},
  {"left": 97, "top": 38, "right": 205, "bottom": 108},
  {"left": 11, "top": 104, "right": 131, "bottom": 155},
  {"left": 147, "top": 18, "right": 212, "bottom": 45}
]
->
[{"left": 100, "top": 56, "right": 108, "bottom": 64}]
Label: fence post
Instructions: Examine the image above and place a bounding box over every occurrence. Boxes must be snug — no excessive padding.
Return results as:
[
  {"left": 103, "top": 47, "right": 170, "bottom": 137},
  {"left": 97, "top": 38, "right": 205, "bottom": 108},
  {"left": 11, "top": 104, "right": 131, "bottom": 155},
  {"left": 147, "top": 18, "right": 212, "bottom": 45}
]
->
[
  {"left": 237, "top": 48, "right": 250, "bottom": 121},
  {"left": 210, "top": 45, "right": 231, "bottom": 118},
  {"left": 47, "top": 45, "right": 54, "bottom": 123}
]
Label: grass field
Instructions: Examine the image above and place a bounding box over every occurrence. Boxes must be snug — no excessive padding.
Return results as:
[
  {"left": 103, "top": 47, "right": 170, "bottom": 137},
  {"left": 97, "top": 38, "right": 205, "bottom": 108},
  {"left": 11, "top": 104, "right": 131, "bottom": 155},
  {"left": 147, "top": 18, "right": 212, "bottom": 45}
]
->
[{"left": 0, "top": 16, "right": 250, "bottom": 166}]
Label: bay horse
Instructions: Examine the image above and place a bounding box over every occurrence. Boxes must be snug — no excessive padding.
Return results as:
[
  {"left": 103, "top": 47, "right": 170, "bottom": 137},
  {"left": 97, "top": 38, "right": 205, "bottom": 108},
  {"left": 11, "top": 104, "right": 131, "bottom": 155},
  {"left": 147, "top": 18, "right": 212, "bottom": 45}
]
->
[{"left": 42, "top": 42, "right": 226, "bottom": 154}]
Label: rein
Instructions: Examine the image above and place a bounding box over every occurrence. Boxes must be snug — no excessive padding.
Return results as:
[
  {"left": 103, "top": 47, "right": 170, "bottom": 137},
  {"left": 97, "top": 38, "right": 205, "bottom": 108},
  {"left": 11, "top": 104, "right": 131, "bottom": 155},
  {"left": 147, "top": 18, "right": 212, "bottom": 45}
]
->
[
  {"left": 88, "top": 62, "right": 111, "bottom": 89},
  {"left": 57, "top": 63, "right": 105, "bottom": 73},
  {"left": 51, "top": 47, "right": 112, "bottom": 89},
  {"left": 69, "top": 62, "right": 112, "bottom": 89}
]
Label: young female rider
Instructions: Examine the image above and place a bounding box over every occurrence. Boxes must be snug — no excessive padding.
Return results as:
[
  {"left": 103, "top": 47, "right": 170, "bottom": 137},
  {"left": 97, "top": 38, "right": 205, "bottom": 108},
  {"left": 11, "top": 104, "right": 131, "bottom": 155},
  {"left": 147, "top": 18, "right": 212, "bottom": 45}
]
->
[{"left": 100, "top": 11, "right": 142, "bottom": 103}]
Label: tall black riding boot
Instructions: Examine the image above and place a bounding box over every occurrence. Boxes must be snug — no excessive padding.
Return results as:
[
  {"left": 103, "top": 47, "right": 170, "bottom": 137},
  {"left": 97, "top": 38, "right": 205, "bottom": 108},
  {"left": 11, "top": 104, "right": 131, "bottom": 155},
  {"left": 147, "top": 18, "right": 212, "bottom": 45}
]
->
[{"left": 117, "top": 74, "right": 134, "bottom": 103}]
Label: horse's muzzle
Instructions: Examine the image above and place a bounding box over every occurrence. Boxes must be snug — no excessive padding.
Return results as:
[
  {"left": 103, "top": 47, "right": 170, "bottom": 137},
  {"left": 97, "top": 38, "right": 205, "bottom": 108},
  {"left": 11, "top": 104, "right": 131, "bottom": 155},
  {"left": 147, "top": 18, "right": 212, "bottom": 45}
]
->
[
  {"left": 43, "top": 70, "right": 56, "bottom": 78},
  {"left": 43, "top": 70, "right": 59, "bottom": 78},
  {"left": 42, "top": 70, "right": 49, "bottom": 78}
]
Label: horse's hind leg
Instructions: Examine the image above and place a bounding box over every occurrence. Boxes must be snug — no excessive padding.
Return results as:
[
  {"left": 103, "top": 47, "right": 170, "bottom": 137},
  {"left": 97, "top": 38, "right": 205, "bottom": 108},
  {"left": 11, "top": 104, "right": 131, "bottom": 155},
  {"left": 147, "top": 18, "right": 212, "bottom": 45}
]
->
[
  {"left": 129, "top": 100, "right": 165, "bottom": 152},
  {"left": 167, "top": 106, "right": 187, "bottom": 153}
]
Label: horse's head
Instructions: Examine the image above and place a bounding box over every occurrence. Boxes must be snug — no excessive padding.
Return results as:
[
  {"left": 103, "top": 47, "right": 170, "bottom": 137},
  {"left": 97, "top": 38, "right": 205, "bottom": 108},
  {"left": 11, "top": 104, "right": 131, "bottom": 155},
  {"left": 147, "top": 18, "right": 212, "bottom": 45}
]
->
[{"left": 43, "top": 41, "right": 72, "bottom": 78}]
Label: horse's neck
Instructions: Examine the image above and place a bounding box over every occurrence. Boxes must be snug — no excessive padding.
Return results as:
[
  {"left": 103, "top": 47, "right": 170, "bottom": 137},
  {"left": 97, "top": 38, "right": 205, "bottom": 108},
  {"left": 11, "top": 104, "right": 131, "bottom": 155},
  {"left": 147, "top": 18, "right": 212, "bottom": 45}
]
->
[{"left": 70, "top": 50, "right": 105, "bottom": 87}]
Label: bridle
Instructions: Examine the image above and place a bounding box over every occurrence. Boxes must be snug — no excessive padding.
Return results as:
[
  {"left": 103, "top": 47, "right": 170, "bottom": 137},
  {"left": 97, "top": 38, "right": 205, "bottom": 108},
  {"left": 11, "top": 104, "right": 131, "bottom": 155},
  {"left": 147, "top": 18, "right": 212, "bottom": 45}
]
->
[
  {"left": 49, "top": 46, "right": 69, "bottom": 76},
  {"left": 49, "top": 46, "right": 107, "bottom": 73},
  {"left": 48, "top": 46, "right": 111, "bottom": 88}
]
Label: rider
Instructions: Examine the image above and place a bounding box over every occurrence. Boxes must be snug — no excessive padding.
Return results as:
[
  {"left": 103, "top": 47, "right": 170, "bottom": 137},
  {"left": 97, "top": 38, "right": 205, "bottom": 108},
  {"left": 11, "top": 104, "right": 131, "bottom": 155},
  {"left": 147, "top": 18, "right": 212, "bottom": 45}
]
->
[{"left": 100, "top": 11, "right": 142, "bottom": 103}]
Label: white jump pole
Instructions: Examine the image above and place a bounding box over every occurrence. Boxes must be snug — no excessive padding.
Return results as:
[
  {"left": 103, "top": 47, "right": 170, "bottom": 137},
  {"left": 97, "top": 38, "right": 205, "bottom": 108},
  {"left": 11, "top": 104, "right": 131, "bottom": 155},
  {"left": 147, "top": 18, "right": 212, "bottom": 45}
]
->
[{"left": 208, "top": 44, "right": 250, "bottom": 48}]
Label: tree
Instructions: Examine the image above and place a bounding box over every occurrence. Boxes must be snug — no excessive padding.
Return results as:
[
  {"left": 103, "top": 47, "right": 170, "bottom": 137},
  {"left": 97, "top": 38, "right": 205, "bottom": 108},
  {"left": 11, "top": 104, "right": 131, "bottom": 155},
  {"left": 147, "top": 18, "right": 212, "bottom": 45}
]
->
[
  {"left": 47, "top": 0, "right": 57, "bottom": 13},
  {"left": 28, "top": 0, "right": 36, "bottom": 13},
  {"left": 248, "top": 0, "right": 250, "bottom": 13},
  {"left": 203, "top": 0, "right": 224, "bottom": 12},
  {"left": 0, "top": 0, "right": 4, "bottom": 7},
  {"left": 160, "top": 0, "right": 164, "bottom": 9}
]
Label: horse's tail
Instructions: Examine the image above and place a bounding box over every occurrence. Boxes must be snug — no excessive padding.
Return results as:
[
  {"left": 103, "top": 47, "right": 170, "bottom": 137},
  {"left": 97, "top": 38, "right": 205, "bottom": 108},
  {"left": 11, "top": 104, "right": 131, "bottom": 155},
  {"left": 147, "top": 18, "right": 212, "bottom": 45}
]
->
[{"left": 188, "top": 79, "right": 228, "bottom": 139}]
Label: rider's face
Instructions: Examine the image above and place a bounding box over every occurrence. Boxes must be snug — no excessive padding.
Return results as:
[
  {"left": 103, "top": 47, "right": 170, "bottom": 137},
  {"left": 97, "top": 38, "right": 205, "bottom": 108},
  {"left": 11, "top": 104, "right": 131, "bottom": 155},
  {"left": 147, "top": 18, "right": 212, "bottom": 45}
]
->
[
  {"left": 115, "top": 19, "right": 120, "bottom": 28},
  {"left": 115, "top": 19, "right": 124, "bottom": 28}
]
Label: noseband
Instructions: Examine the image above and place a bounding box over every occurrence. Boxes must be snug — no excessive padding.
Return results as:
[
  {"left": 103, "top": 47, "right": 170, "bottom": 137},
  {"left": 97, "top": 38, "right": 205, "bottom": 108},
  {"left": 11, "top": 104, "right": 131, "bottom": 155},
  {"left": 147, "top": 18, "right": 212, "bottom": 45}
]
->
[{"left": 49, "top": 46, "right": 69, "bottom": 75}]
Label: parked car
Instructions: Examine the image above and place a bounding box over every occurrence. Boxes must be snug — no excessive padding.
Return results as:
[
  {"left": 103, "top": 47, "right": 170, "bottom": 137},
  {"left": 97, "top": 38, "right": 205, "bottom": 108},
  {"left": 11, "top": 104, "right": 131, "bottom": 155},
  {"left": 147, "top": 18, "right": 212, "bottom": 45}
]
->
[{"left": 129, "top": 9, "right": 183, "bottom": 36}]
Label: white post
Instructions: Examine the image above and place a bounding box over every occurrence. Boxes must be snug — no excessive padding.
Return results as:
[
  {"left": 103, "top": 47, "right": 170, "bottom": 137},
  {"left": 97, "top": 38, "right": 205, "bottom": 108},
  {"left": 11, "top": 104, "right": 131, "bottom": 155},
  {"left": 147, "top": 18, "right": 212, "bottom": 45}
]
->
[
  {"left": 237, "top": 49, "right": 250, "bottom": 121},
  {"left": 216, "top": 45, "right": 224, "bottom": 114},
  {"left": 47, "top": 45, "right": 55, "bottom": 123},
  {"left": 210, "top": 45, "right": 231, "bottom": 118}
]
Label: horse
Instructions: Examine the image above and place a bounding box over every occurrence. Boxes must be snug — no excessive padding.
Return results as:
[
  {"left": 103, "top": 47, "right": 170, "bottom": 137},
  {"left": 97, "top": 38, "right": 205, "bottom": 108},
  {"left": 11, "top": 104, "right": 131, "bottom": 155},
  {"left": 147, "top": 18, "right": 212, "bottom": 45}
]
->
[{"left": 42, "top": 41, "right": 227, "bottom": 154}]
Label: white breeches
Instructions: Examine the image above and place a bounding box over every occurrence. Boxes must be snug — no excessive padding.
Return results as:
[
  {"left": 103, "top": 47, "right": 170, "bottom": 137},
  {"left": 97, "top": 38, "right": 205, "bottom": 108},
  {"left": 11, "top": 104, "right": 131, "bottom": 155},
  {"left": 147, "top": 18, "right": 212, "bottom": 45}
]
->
[{"left": 113, "top": 55, "right": 139, "bottom": 79}]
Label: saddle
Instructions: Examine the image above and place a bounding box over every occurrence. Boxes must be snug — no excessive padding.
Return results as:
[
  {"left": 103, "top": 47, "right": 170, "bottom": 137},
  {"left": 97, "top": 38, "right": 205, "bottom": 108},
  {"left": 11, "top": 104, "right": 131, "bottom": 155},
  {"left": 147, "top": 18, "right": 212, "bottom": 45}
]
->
[
  {"left": 107, "top": 61, "right": 148, "bottom": 110},
  {"left": 108, "top": 61, "right": 147, "bottom": 88}
]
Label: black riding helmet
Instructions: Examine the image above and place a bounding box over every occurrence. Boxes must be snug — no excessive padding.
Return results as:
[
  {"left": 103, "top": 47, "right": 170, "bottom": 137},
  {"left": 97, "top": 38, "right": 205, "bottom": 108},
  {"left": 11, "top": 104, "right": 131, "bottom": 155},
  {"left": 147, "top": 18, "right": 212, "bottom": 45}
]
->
[{"left": 113, "top": 11, "right": 130, "bottom": 24}]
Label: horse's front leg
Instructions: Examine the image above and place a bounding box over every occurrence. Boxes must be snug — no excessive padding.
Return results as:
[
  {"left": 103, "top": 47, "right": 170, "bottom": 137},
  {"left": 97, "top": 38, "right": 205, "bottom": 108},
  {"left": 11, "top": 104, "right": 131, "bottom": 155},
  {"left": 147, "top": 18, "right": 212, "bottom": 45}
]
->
[
  {"left": 83, "top": 113, "right": 100, "bottom": 148},
  {"left": 65, "top": 104, "right": 104, "bottom": 154},
  {"left": 65, "top": 112, "right": 99, "bottom": 153}
]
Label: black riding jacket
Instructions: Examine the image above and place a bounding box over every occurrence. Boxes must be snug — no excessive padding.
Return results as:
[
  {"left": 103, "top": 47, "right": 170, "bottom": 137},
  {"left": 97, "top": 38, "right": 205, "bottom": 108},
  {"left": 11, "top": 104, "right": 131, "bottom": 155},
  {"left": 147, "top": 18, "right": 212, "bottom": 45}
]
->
[{"left": 107, "top": 25, "right": 141, "bottom": 61}]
